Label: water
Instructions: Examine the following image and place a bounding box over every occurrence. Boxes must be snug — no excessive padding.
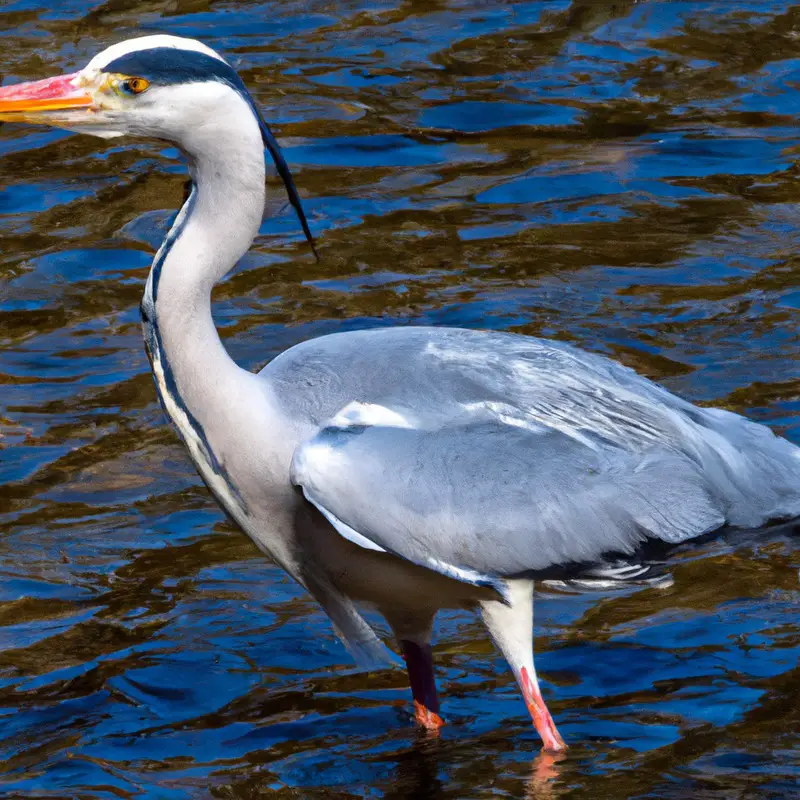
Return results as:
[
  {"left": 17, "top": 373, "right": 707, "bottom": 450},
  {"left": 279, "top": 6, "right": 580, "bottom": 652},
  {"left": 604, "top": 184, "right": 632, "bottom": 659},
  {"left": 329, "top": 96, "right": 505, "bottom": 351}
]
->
[{"left": 1, "top": 1, "right": 799, "bottom": 796}]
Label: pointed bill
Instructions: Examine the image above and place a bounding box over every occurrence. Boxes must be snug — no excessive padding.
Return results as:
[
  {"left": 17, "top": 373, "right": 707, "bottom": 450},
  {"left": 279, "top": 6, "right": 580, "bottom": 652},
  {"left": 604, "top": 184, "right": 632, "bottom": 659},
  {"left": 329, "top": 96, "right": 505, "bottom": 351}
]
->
[{"left": 0, "top": 73, "right": 93, "bottom": 121}]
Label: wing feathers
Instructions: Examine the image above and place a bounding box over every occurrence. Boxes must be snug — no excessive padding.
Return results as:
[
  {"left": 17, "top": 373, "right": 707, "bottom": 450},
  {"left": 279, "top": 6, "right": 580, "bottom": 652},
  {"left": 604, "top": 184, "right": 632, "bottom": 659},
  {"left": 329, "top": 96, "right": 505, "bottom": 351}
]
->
[{"left": 291, "top": 403, "right": 728, "bottom": 583}]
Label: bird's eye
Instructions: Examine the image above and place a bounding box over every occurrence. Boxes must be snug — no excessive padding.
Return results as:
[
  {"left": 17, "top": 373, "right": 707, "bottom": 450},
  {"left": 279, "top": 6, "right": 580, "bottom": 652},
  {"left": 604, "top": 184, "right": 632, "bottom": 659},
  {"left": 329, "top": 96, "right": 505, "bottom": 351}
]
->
[{"left": 119, "top": 77, "right": 150, "bottom": 95}]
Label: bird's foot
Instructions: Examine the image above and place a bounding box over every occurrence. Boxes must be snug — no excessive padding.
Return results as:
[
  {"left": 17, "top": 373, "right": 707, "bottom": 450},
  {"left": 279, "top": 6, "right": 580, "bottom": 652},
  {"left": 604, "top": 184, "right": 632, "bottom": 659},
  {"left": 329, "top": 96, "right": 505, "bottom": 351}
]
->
[
  {"left": 413, "top": 699, "right": 445, "bottom": 732},
  {"left": 540, "top": 737, "right": 568, "bottom": 755}
]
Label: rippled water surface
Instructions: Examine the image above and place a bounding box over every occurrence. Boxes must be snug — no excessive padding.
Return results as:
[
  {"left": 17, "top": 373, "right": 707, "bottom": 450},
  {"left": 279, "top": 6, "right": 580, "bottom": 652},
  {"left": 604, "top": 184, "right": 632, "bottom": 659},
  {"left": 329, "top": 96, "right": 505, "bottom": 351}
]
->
[{"left": 1, "top": 1, "right": 799, "bottom": 797}]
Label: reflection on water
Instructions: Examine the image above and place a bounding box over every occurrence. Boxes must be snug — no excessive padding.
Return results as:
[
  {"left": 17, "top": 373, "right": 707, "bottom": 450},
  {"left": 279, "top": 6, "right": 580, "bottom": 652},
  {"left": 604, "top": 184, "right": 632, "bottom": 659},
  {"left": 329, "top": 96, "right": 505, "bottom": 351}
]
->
[{"left": 0, "top": 0, "right": 798, "bottom": 796}]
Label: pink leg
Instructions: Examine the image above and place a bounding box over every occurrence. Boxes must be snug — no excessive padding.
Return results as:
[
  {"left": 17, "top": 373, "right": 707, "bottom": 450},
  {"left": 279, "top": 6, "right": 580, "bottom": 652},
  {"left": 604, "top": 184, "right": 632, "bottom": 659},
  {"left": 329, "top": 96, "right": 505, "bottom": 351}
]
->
[
  {"left": 399, "top": 640, "right": 445, "bottom": 731},
  {"left": 519, "top": 666, "right": 566, "bottom": 753}
]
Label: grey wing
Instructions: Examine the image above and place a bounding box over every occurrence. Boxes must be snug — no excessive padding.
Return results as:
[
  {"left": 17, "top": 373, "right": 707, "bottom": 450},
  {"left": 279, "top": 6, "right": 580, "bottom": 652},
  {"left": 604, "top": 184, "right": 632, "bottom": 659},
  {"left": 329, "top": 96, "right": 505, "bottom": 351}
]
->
[{"left": 290, "top": 402, "right": 726, "bottom": 588}]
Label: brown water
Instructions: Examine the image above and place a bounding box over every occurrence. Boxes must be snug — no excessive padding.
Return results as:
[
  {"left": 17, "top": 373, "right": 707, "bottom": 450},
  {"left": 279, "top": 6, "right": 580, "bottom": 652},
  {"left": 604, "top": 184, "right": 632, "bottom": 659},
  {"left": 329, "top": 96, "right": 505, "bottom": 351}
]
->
[{"left": 1, "top": 1, "right": 799, "bottom": 797}]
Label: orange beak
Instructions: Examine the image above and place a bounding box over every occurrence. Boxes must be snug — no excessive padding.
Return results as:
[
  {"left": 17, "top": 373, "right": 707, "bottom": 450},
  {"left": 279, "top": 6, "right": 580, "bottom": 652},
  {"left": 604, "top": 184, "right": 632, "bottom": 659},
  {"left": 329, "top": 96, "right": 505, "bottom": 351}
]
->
[{"left": 0, "top": 72, "right": 93, "bottom": 120}]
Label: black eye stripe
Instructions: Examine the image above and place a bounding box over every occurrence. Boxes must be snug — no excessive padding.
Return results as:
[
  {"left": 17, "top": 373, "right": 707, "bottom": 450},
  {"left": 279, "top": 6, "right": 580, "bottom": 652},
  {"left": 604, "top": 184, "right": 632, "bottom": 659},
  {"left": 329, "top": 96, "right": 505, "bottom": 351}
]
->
[{"left": 104, "top": 48, "right": 241, "bottom": 88}]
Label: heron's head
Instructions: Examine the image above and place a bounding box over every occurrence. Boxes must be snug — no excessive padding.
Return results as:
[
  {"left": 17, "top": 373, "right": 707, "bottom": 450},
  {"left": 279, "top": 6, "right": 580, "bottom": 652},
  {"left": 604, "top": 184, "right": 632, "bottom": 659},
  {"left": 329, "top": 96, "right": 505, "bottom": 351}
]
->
[{"left": 0, "top": 34, "right": 315, "bottom": 251}]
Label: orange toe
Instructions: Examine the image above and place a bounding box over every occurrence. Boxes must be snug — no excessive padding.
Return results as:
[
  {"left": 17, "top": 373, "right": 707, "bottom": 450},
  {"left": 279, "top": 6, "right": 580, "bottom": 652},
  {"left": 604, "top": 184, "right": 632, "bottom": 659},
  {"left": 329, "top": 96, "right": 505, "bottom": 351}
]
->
[{"left": 414, "top": 700, "right": 445, "bottom": 731}]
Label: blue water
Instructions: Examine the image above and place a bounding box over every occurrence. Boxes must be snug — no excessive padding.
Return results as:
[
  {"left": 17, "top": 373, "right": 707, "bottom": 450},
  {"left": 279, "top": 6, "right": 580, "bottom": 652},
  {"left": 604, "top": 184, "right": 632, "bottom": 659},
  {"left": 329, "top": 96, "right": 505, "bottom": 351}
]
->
[{"left": 0, "top": 1, "right": 798, "bottom": 797}]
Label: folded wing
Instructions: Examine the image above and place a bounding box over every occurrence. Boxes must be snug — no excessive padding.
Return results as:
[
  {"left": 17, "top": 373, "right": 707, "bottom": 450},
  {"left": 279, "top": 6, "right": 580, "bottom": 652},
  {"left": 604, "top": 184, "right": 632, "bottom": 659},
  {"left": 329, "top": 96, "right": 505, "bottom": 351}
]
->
[{"left": 290, "top": 401, "right": 726, "bottom": 588}]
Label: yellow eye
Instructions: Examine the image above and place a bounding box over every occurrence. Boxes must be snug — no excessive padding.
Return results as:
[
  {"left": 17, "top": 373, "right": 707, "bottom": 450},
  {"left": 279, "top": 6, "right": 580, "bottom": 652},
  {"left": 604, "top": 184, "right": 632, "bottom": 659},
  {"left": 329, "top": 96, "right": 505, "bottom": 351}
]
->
[{"left": 120, "top": 77, "right": 150, "bottom": 95}]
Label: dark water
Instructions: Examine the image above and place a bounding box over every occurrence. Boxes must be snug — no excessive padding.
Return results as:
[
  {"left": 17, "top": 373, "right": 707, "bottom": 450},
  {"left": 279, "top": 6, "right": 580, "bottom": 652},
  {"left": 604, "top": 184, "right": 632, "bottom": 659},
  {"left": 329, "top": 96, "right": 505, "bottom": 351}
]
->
[{"left": 1, "top": 0, "right": 799, "bottom": 796}]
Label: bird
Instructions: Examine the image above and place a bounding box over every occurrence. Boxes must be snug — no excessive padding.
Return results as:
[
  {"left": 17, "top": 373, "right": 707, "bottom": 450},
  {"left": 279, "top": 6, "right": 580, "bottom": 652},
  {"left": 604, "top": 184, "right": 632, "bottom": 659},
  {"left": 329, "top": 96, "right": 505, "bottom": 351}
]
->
[{"left": 1, "top": 35, "right": 798, "bottom": 753}]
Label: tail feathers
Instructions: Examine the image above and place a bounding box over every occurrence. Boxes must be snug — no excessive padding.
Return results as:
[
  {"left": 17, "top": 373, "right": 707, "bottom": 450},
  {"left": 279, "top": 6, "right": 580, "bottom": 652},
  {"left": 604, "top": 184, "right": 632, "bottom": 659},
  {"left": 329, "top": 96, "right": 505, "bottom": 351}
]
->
[
  {"left": 304, "top": 572, "right": 400, "bottom": 671},
  {"left": 686, "top": 407, "right": 800, "bottom": 527}
]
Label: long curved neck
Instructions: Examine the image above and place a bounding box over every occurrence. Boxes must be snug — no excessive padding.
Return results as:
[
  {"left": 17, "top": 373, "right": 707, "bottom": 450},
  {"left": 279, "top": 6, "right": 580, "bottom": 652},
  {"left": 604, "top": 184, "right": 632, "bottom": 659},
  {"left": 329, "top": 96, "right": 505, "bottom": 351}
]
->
[
  {"left": 147, "top": 127, "right": 266, "bottom": 372},
  {"left": 141, "top": 103, "right": 267, "bottom": 479}
]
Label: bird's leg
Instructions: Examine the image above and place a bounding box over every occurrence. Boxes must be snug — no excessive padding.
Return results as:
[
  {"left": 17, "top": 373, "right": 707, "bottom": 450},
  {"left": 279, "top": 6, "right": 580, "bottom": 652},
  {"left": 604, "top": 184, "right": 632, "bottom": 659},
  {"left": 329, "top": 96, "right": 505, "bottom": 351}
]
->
[
  {"left": 518, "top": 659, "right": 565, "bottom": 753},
  {"left": 479, "top": 579, "right": 566, "bottom": 753},
  {"left": 387, "top": 611, "right": 444, "bottom": 731},
  {"left": 401, "top": 639, "right": 443, "bottom": 731}
]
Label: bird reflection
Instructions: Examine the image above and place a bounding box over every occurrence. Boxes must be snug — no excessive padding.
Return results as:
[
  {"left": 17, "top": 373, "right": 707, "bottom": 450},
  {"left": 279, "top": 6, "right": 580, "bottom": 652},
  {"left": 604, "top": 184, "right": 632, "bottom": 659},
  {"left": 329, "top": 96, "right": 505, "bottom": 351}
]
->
[
  {"left": 382, "top": 734, "right": 444, "bottom": 800},
  {"left": 380, "top": 733, "right": 567, "bottom": 799},
  {"left": 525, "top": 750, "right": 568, "bottom": 800}
]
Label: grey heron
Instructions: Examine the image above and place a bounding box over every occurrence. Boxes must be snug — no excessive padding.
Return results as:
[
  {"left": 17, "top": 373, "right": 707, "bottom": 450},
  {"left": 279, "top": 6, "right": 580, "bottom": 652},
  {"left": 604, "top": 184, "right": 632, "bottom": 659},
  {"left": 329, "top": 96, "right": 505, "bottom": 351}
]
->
[{"left": 1, "top": 35, "right": 799, "bottom": 753}]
